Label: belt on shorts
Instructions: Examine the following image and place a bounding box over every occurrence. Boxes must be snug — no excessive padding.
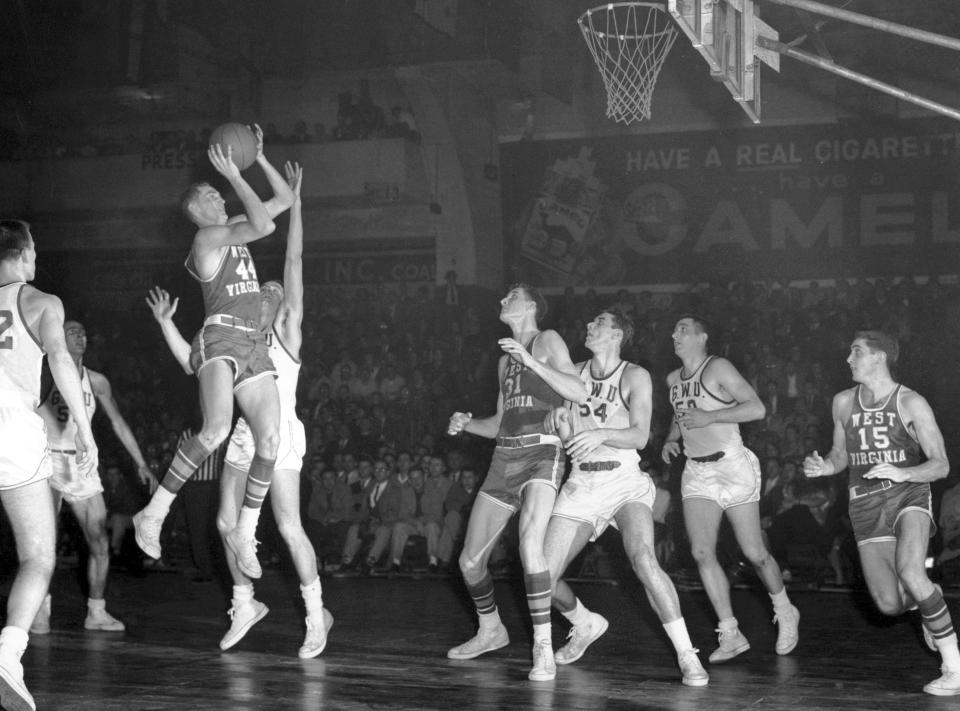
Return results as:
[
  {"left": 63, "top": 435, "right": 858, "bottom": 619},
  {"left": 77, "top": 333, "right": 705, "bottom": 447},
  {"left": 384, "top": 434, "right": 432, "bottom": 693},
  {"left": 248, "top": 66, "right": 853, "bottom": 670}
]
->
[
  {"left": 204, "top": 314, "right": 260, "bottom": 332},
  {"left": 690, "top": 451, "right": 724, "bottom": 463},
  {"left": 578, "top": 461, "right": 620, "bottom": 472},
  {"left": 495, "top": 434, "right": 561, "bottom": 449},
  {"left": 849, "top": 479, "right": 894, "bottom": 500},
  {"left": 49, "top": 448, "right": 77, "bottom": 455}
]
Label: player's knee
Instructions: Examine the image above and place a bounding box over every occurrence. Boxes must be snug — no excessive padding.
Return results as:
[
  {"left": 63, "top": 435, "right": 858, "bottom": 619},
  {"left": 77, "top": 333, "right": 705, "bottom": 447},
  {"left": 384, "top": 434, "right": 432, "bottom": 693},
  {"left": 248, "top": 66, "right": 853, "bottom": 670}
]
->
[
  {"left": 24, "top": 546, "right": 56, "bottom": 578},
  {"left": 199, "top": 423, "right": 231, "bottom": 448},
  {"left": 742, "top": 546, "right": 771, "bottom": 568},
  {"left": 627, "top": 543, "right": 660, "bottom": 578},
  {"left": 689, "top": 542, "right": 717, "bottom": 565},
  {"left": 872, "top": 590, "right": 903, "bottom": 616},
  {"left": 276, "top": 517, "right": 304, "bottom": 544}
]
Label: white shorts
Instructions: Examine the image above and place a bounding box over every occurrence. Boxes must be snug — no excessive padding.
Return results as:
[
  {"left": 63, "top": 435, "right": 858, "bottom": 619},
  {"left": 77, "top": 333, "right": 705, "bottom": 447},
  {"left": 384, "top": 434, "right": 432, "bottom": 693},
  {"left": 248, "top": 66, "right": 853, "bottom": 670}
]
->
[
  {"left": 553, "top": 462, "right": 656, "bottom": 542},
  {"left": 681, "top": 445, "right": 761, "bottom": 509},
  {"left": 224, "top": 416, "right": 306, "bottom": 473},
  {"left": 49, "top": 450, "right": 103, "bottom": 503},
  {"left": 0, "top": 408, "right": 51, "bottom": 491}
]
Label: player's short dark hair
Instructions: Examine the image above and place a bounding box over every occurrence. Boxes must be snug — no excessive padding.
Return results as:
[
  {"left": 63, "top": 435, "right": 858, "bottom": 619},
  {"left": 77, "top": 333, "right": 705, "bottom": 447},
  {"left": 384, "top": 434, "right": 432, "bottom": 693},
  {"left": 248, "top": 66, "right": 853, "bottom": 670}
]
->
[
  {"left": 180, "top": 182, "right": 210, "bottom": 220},
  {"left": 0, "top": 219, "right": 31, "bottom": 262},
  {"left": 511, "top": 283, "right": 548, "bottom": 324},
  {"left": 854, "top": 329, "right": 899, "bottom": 366},
  {"left": 678, "top": 313, "right": 711, "bottom": 338},
  {"left": 605, "top": 308, "right": 635, "bottom": 346}
]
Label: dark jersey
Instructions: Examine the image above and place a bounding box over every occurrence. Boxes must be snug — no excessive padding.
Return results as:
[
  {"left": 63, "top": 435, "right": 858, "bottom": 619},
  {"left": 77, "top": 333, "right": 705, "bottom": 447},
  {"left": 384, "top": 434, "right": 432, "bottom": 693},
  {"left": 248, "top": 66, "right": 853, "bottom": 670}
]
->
[
  {"left": 845, "top": 384, "right": 921, "bottom": 489},
  {"left": 497, "top": 333, "right": 564, "bottom": 437},
  {"left": 185, "top": 244, "right": 260, "bottom": 323}
]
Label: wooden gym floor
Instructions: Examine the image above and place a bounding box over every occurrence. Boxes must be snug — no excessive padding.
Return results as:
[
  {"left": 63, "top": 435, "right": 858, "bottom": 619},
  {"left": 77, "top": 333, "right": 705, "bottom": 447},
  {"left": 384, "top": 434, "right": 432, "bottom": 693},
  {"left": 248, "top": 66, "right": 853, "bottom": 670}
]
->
[{"left": 7, "top": 565, "right": 956, "bottom": 710}]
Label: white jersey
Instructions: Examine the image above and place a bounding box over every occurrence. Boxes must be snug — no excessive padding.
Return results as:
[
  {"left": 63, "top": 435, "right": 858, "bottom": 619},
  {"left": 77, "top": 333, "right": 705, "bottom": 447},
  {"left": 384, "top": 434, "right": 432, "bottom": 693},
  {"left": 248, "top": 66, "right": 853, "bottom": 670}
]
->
[
  {"left": 39, "top": 365, "right": 96, "bottom": 450},
  {"left": 573, "top": 359, "right": 640, "bottom": 468},
  {"left": 669, "top": 355, "right": 743, "bottom": 458},
  {"left": 268, "top": 327, "right": 300, "bottom": 421},
  {"left": 0, "top": 282, "right": 44, "bottom": 411}
]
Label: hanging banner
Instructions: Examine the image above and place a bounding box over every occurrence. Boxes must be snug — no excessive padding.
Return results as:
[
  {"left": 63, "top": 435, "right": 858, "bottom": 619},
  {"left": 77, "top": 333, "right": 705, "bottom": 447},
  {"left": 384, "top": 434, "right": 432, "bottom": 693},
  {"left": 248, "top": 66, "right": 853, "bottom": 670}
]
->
[{"left": 501, "top": 118, "right": 960, "bottom": 286}]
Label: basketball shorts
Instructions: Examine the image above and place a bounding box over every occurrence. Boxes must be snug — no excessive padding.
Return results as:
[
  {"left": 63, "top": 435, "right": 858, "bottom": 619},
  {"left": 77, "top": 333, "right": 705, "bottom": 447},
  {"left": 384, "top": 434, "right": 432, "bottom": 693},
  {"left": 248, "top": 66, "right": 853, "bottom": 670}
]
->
[
  {"left": 0, "top": 408, "right": 51, "bottom": 491},
  {"left": 849, "top": 481, "right": 933, "bottom": 546},
  {"left": 681, "top": 445, "right": 761, "bottom": 509},
  {"left": 553, "top": 459, "right": 655, "bottom": 542},
  {"left": 189, "top": 324, "right": 276, "bottom": 390},
  {"left": 225, "top": 416, "right": 306, "bottom": 474},
  {"left": 48, "top": 448, "right": 104, "bottom": 502},
  {"left": 479, "top": 439, "right": 564, "bottom": 512}
]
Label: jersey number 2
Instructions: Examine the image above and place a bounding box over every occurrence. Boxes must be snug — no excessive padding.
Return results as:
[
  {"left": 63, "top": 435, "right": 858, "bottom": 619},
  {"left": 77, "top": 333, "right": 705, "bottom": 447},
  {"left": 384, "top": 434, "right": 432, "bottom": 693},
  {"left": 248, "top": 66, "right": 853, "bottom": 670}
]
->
[{"left": 0, "top": 310, "right": 12, "bottom": 350}]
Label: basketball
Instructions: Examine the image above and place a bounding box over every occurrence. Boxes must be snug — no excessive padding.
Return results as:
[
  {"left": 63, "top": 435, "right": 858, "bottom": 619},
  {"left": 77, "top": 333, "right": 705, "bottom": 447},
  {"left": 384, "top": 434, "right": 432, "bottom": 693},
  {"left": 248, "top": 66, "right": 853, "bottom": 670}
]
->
[{"left": 208, "top": 122, "right": 258, "bottom": 170}]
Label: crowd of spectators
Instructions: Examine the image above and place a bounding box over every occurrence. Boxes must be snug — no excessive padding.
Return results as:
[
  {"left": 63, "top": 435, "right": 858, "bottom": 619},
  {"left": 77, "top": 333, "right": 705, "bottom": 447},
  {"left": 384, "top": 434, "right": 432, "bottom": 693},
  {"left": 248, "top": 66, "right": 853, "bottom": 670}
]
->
[
  {"left": 0, "top": 93, "right": 418, "bottom": 161},
  {"left": 11, "top": 274, "right": 960, "bottom": 594}
]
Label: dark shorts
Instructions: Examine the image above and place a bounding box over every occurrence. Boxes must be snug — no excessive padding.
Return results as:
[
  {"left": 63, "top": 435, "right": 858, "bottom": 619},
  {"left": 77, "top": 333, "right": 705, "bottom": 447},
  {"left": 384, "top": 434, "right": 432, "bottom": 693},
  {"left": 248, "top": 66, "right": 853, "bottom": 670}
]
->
[
  {"left": 849, "top": 480, "right": 934, "bottom": 546},
  {"left": 189, "top": 324, "right": 275, "bottom": 390},
  {"left": 478, "top": 441, "right": 564, "bottom": 512}
]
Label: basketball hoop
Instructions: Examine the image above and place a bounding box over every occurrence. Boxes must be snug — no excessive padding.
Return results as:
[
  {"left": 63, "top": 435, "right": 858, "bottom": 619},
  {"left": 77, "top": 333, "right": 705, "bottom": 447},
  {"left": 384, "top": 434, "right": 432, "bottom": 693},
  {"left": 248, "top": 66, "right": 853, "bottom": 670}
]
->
[{"left": 578, "top": 2, "right": 679, "bottom": 124}]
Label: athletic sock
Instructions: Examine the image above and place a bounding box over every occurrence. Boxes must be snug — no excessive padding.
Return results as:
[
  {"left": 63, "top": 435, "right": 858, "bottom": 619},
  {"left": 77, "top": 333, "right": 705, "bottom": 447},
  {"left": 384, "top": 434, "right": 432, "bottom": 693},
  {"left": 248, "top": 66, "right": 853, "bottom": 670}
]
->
[
  {"left": 300, "top": 577, "right": 324, "bottom": 619},
  {"left": 143, "top": 487, "right": 176, "bottom": 519},
  {"left": 718, "top": 616, "right": 739, "bottom": 632},
  {"left": 919, "top": 588, "right": 960, "bottom": 668},
  {"left": 465, "top": 573, "right": 498, "bottom": 619},
  {"left": 769, "top": 587, "right": 792, "bottom": 611},
  {"left": 663, "top": 617, "right": 695, "bottom": 654},
  {"left": 159, "top": 435, "right": 215, "bottom": 496},
  {"left": 524, "top": 571, "right": 552, "bottom": 628},
  {"left": 236, "top": 506, "right": 262, "bottom": 533},
  {"left": 87, "top": 598, "right": 106, "bottom": 612},
  {"left": 561, "top": 598, "right": 592, "bottom": 627},
  {"left": 0, "top": 626, "right": 28, "bottom": 659},
  {"left": 241, "top": 454, "right": 276, "bottom": 510},
  {"left": 233, "top": 584, "right": 254, "bottom": 605}
]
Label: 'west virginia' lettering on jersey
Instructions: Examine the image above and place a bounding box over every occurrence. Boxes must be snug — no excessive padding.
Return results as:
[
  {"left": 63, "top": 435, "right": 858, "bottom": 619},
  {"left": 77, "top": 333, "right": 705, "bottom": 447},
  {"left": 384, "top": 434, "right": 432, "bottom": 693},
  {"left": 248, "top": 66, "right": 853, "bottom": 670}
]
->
[
  {"left": 497, "top": 334, "right": 564, "bottom": 437},
  {"left": 186, "top": 244, "right": 261, "bottom": 323},
  {"left": 845, "top": 384, "right": 920, "bottom": 488}
]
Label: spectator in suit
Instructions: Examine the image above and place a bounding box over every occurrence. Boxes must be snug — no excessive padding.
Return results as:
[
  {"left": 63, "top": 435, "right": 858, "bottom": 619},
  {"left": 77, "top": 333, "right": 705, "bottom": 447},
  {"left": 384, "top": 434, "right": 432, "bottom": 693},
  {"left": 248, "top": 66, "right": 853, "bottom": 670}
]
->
[
  {"left": 306, "top": 466, "right": 353, "bottom": 570},
  {"left": 387, "top": 468, "right": 446, "bottom": 572}
]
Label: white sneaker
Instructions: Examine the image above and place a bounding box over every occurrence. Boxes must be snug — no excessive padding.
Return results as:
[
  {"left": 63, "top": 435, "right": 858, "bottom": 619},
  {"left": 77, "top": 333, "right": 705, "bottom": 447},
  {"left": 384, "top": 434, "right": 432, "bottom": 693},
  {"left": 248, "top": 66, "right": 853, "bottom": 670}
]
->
[
  {"left": 555, "top": 612, "right": 609, "bottom": 665},
  {"left": 924, "top": 666, "right": 960, "bottom": 696},
  {"left": 29, "top": 595, "right": 50, "bottom": 636},
  {"left": 678, "top": 648, "right": 709, "bottom": 686},
  {"left": 133, "top": 510, "right": 164, "bottom": 560},
  {"left": 299, "top": 608, "right": 334, "bottom": 659},
  {"left": 85, "top": 607, "right": 125, "bottom": 632},
  {"left": 225, "top": 527, "right": 262, "bottom": 579},
  {"left": 708, "top": 627, "right": 750, "bottom": 663},
  {"left": 528, "top": 639, "right": 556, "bottom": 681},
  {"left": 219, "top": 600, "right": 269, "bottom": 651},
  {"left": 446, "top": 623, "right": 509, "bottom": 660},
  {"left": 773, "top": 604, "right": 800, "bottom": 655},
  {"left": 0, "top": 653, "right": 35, "bottom": 711}
]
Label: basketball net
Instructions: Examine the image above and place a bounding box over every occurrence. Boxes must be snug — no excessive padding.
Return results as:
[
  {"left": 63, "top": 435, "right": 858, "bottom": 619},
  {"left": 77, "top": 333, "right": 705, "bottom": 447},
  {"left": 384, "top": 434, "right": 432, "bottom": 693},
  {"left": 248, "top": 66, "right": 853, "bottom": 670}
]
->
[{"left": 579, "top": 3, "right": 678, "bottom": 124}]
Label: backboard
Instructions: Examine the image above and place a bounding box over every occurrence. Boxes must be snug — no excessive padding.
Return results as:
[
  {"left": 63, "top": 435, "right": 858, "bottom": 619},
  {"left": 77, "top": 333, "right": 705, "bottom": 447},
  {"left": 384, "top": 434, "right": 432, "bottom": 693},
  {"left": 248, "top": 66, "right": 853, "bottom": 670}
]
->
[{"left": 668, "top": 0, "right": 779, "bottom": 122}]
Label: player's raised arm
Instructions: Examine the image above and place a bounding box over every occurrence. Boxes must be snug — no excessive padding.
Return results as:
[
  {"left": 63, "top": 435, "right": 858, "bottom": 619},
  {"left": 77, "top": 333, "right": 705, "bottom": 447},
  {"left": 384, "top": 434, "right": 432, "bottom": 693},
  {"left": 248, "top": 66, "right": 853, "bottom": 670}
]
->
[
  {"left": 251, "top": 124, "right": 296, "bottom": 218},
  {"left": 205, "top": 139, "right": 275, "bottom": 246},
  {"left": 277, "top": 161, "right": 304, "bottom": 355},
  {"left": 32, "top": 290, "right": 98, "bottom": 474},
  {"left": 146, "top": 287, "right": 193, "bottom": 375}
]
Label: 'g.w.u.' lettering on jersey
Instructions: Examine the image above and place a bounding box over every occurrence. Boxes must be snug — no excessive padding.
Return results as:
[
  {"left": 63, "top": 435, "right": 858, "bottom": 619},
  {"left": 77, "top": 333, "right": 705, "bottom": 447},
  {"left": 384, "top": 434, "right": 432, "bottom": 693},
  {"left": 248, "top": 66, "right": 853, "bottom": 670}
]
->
[
  {"left": 574, "top": 360, "right": 638, "bottom": 466},
  {"left": 185, "top": 245, "right": 261, "bottom": 323},
  {"left": 668, "top": 356, "right": 742, "bottom": 459},
  {"left": 497, "top": 334, "right": 564, "bottom": 437},
  {"left": 845, "top": 384, "right": 920, "bottom": 488}
]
